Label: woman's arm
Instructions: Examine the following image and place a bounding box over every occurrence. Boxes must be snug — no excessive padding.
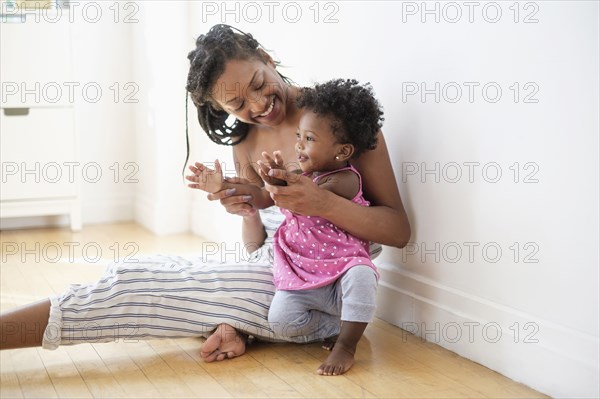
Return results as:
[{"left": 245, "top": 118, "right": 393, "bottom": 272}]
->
[
  {"left": 241, "top": 211, "right": 267, "bottom": 252},
  {"left": 264, "top": 132, "right": 411, "bottom": 248},
  {"left": 234, "top": 147, "right": 269, "bottom": 252},
  {"left": 205, "top": 145, "right": 274, "bottom": 216},
  {"left": 202, "top": 145, "right": 270, "bottom": 251}
]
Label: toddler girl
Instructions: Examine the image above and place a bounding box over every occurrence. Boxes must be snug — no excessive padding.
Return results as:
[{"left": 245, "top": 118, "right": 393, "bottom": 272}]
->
[{"left": 259, "top": 78, "right": 384, "bottom": 376}]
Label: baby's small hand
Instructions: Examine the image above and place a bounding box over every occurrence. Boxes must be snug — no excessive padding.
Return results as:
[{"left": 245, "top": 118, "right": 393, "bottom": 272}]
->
[
  {"left": 258, "top": 151, "right": 287, "bottom": 186},
  {"left": 186, "top": 159, "right": 225, "bottom": 193}
]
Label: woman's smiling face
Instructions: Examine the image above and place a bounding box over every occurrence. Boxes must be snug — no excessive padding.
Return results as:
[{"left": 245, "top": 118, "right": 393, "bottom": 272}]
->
[{"left": 211, "top": 57, "right": 289, "bottom": 127}]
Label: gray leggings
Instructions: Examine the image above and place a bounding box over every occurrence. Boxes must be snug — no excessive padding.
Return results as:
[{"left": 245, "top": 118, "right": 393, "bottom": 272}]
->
[{"left": 267, "top": 265, "right": 378, "bottom": 343}]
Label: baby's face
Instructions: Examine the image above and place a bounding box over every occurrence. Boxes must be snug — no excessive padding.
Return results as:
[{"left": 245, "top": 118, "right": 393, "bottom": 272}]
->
[{"left": 295, "top": 112, "right": 343, "bottom": 174}]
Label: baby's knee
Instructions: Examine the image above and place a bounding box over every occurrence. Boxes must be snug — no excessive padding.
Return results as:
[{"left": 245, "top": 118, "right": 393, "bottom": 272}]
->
[
  {"left": 343, "top": 265, "right": 378, "bottom": 287},
  {"left": 268, "top": 306, "right": 307, "bottom": 335},
  {"left": 341, "top": 266, "right": 378, "bottom": 308},
  {"left": 268, "top": 303, "right": 291, "bottom": 327},
  {"left": 268, "top": 292, "right": 291, "bottom": 322},
  {"left": 268, "top": 299, "right": 314, "bottom": 339}
]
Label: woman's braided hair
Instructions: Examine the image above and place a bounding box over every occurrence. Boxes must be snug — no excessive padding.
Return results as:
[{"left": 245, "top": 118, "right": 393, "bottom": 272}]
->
[{"left": 186, "top": 25, "right": 254, "bottom": 146}]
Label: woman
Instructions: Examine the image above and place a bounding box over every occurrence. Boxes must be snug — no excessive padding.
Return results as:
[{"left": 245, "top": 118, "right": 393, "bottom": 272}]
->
[{"left": 0, "top": 25, "right": 410, "bottom": 374}]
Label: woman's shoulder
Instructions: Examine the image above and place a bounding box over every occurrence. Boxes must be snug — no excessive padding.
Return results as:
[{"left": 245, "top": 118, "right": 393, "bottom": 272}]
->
[{"left": 352, "top": 130, "right": 404, "bottom": 208}]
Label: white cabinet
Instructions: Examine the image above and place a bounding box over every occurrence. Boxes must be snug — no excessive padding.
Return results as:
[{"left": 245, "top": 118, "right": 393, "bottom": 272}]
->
[{"left": 0, "top": 15, "right": 81, "bottom": 230}]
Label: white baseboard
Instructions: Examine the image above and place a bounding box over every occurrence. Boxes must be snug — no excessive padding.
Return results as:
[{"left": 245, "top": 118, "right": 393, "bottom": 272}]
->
[
  {"left": 376, "top": 262, "right": 600, "bottom": 399},
  {"left": 133, "top": 193, "right": 155, "bottom": 233},
  {"left": 0, "top": 194, "right": 133, "bottom": 230},
  {"left": 0, "top": 214, "right": 70, "bottom": 230}
]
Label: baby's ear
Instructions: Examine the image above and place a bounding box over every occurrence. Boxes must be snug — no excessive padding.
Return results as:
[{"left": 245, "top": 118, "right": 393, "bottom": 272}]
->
[{"left": 337, "top": 144, "right": 355, "bottom": 161}]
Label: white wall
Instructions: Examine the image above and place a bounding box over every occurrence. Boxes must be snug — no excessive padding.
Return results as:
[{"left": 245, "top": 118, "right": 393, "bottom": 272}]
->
[
  {"left": 191, "top": 2, "right": 599, "bottom": 397},
  {"left": 130, "top": 2, "right": 191, "bottom": 235},
  {"left": 70, "top": 3, "right": 137, "bottom": 225},
  {"left": 2, "top": 1, "right": 597, "bottom": 397}
]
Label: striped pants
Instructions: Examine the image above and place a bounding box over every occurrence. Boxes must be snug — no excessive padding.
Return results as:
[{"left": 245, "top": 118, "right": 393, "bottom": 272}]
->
[{"left": 42, "top": 250, "right": 291, "bottom": 349}]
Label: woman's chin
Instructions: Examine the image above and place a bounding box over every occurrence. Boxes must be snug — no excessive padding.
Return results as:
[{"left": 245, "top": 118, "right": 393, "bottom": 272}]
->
[{"left": 257, "top": 97, "right": 284, "bottom": 127}]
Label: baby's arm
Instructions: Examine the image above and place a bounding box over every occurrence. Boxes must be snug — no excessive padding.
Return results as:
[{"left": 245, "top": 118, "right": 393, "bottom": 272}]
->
[{"left": 317, "top": 171, "right": 360, "bottom": 201}]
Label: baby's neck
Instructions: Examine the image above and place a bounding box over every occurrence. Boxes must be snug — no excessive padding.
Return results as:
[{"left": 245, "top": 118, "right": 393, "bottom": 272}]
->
[{"left": 311, "top": 162, "right": 350, "bottom": 177}]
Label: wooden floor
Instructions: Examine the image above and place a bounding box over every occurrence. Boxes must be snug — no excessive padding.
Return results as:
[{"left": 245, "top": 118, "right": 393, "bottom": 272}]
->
[{"left": 0, "top": 223, "right": 546, "bottom": 398}]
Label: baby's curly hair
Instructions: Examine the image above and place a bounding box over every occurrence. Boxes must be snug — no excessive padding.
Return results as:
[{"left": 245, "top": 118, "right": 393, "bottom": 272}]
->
[{"left": 296, "top": 79, "right": 384, "bottom": 158}]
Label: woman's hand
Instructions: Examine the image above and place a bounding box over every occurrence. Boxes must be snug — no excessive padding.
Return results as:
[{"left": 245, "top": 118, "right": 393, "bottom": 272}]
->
[
  {"left": 207, "top": 176, "right": 271, "bottom": 217},
  {"left": 262, "top": 168, "right": 331, "bottom": 216}
]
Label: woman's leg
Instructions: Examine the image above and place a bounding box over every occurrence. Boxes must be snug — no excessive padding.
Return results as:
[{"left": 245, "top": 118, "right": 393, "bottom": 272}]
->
[
  {"left": 54, "top": 256, "right": 278, "bottom": 347},
  {"left": 0, "top": 299, "right": 51, "bottom": 349},
  {"left": 1, "top": 254, "right": 281, "bottom": 354}
]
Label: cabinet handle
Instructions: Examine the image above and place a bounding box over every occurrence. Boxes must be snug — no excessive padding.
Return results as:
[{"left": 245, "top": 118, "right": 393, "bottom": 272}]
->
[{"left": 3, "top": 108, "right": 29, "bottom": 116}]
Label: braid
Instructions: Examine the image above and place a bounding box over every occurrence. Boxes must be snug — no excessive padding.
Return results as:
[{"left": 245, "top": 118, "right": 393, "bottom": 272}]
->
[{"left": 186, "top": 24, "right": 262, "bottom": 146}]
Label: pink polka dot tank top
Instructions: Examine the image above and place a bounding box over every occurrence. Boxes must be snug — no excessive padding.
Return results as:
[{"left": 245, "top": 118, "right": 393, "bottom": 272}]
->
[{"left": 273, "top": 164, "right": 379, "bottom": 291}]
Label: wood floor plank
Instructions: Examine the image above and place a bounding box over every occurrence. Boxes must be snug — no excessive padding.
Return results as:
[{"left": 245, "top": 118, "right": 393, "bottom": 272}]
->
[
  {"left": 64, "top": 344, "right": 127, "bottom": 398},
  {"left": 10, "top": 348, "right": 58, "bottom": 399},
  {"left": 91, "top": 342, "right": 162, "bottom": 398},
  {"left": 146, "top": 339, "right": 233, "bottom": 398},
  {"left": 0, "top": 264, "right": 22, "bottom": 312},
  {"left": 37, "top": 347, "right": 92, "bottom": 399},
  {"left": 0, "top": 350, "right": 24, "bottom": 399},
  {"left": 226, "top": 343, "right": 303, "bottom": 399},
  {"left": 120, "top": 340, "right": 197, "bottom": 398},
  {"left": 249, "top": 342, "right": 364, "bottom": 398},
  {"left": 175, "top": 337, "right": 272, "bottom": 398}
]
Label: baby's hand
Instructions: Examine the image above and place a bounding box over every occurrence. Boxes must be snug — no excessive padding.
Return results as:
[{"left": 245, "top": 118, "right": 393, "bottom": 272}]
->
[
  {"left": 186, "top": 159, "right": 225, "bottom": 193},
  {"left": 258, "top": 151, "right": 287, "bottom": 186}
]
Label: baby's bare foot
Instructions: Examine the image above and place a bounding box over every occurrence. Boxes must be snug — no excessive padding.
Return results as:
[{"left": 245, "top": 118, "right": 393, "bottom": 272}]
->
[
  {"left": 200, "top": 324, "right": 247, "bottom": 362},
  {"left": 322, "top": 335, "right": 338, "bottom": 351},
  {"left": 317, "top": 342, "right": 355, "bottom": 376}
]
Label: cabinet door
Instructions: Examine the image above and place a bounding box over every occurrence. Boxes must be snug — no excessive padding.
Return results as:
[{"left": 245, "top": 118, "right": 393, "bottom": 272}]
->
[
  {"left": 1, "top": 107, "right": 78, "bottom": 201},
  {"left": 0, "top": 17, "right": 73, "bottom": 108}
]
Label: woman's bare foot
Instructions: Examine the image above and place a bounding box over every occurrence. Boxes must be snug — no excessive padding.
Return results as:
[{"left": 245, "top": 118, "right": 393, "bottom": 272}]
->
[
  {"left": 200, "top": 324, "right": 247, "bottom": 362},
  {"left": 317, "top": 342, "right": 356, "bottom": 376}
]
